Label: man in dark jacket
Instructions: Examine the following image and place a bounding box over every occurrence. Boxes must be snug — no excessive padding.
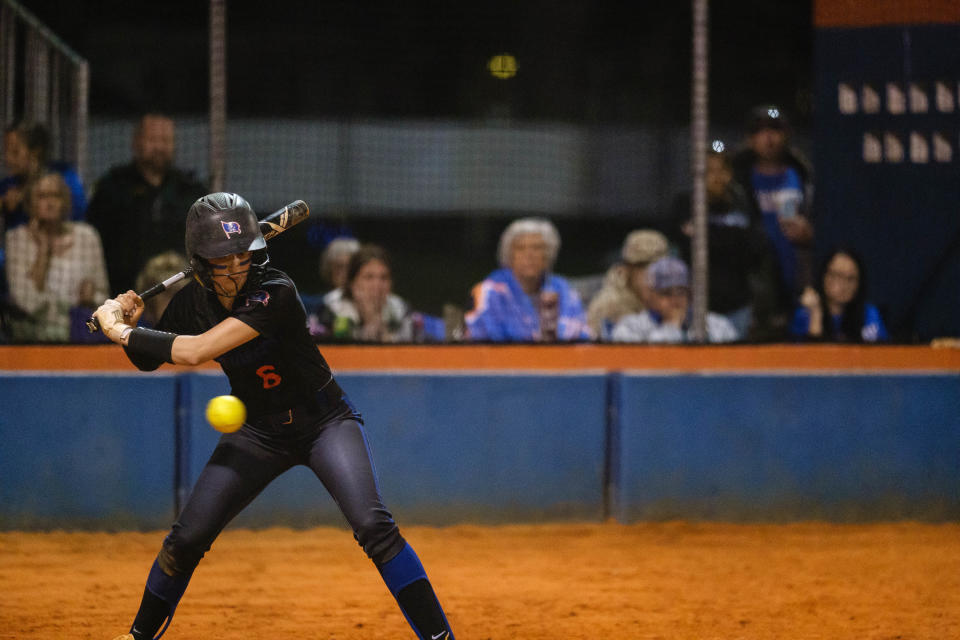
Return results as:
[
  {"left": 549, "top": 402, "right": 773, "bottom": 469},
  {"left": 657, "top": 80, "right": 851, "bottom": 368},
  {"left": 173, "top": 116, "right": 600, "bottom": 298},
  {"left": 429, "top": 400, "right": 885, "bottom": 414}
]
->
[
  {"left": 86, "top": 113, "right": 207, "bottom": 293},
  {"left": 671, "top": 147, "right": 770, "bottom": 341}
]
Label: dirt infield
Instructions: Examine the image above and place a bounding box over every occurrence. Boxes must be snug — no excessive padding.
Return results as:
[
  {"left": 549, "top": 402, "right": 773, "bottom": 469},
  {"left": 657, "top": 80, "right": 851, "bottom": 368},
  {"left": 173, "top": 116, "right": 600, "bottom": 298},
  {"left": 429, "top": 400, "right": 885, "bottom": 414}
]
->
[{"left": 2, "top": 522, "right": 958, "bottom": 639}]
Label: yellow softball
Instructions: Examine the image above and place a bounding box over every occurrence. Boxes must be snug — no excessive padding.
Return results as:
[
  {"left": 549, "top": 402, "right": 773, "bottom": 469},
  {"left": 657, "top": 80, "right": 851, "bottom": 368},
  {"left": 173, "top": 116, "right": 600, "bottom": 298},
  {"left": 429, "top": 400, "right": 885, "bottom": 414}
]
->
[{"left": 205, "top": 395, "right": 246, "bottom": 433}]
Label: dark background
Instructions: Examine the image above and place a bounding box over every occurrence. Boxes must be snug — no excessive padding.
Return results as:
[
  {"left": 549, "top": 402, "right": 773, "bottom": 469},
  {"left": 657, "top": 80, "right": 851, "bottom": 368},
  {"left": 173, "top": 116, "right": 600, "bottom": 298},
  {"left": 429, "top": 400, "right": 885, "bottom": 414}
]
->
[
  {"left": 13, "top": 0, "right": 816, "bottom": 315},
  {"left": 17, "top": 0, "right": 813, "bottom": 127}
]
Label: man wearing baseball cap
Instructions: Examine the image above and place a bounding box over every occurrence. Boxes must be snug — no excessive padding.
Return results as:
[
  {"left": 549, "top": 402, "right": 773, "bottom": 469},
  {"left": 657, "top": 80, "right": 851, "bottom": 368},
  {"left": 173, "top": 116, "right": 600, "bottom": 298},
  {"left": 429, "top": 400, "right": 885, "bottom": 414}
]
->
[
  {"left": 730, "top": 104, "right": 814, "bottom": 340},
  {"left": 610, "top": 256, "right": 738, "bottom": 343},
  {"left": 586, "top": 229, "right": 669, "bottom": 339}
]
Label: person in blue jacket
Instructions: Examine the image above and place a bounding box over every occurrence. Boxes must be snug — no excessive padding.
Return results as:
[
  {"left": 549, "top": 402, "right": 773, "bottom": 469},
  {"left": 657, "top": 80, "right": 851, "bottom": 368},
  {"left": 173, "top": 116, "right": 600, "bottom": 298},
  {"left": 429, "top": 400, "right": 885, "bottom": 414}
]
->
[
  {"left": 466, "top": 217, "right": 591, "bottom": 342},
  {"left": 790, "top": 247, "right": 888, "bottom": 343}
]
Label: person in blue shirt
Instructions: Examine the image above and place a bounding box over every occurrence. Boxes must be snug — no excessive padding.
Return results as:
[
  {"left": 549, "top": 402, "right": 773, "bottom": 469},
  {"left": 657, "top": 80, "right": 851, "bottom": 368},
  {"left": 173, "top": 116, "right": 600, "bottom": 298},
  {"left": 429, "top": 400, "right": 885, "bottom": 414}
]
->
[
  {"left": 790, "top": 247, "right": 888, "bottom": 343},
  {"left": 1, "top": 121, "right": 87, "bottom": 229},
  {"left": 731, "top": 105, "right": 814, "bottom": 340},
  {"left": 466, "top": 217, "right": 591, "bottom": 342}
]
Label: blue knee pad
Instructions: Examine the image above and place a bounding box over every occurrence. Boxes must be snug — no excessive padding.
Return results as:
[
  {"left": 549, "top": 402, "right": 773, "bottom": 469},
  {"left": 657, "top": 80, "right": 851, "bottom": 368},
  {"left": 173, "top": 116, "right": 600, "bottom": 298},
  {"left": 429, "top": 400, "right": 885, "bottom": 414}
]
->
[
  {"left": 139, "top": 559, "right": 192, "bottom": 639},
  {"left": 146, "top": 558, "right": 191, "bottom": 605},
  {"left": 378, "top": 543, "right": 454, "bottom": 640},
  {"left": 378, "top": 542, "right": 428, "bottom": 596}
]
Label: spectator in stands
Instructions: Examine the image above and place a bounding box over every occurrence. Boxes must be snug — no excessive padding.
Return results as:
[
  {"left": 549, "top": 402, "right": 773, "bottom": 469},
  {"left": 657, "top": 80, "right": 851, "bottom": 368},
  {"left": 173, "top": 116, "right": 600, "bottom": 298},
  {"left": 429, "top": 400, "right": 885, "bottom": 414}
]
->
[
  {"left": 319, "top": 236, "right": 360, "bottom": 304},
  {"left": 670, "top": 146, "right": 770, "bottom": 340},
  {"left": 86, "top": 112, "right": 207, "bottom": 294},
  {"left": 731, "top": 105, "right": 814, "bottom": 340},
  {"left": 466, "top": 217, "right": 591, "bottom": 342},
  {"left": 1, "top": 120, "right": 87, "bottom": 230},
  {"left": 3, "top": 171, "right": 108, "bottom": 343},
  {"left": 586, "top": 229, "right": 669, "bottom": 340},
  {"left": 133, "top": 250, "right": 190, "bottom": 328},
  {"left": 310, "top": 243, "right": 441, "bottom": 342},
  {"left": 790, "top": 247, "right": 888, "bottom": 343},
  {"left": 612, "top": 256, "right": 738, "bottom": 344}
]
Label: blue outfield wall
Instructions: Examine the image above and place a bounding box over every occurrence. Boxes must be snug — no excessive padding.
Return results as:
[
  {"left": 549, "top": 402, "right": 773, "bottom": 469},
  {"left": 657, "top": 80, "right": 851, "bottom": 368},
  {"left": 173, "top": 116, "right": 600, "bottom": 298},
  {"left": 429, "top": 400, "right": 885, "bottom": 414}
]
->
[
  {"left": 182, "top": 372, "right": 608, "bottom": 527},
  {"left": 616, "top": 373, "right": 960, "bottom": 522},
  {"left": 0, "top": 374, "right": 178, "bottom": 529},
  {"left": 0, "top": 370, "right": 958, "bottom": 529}
]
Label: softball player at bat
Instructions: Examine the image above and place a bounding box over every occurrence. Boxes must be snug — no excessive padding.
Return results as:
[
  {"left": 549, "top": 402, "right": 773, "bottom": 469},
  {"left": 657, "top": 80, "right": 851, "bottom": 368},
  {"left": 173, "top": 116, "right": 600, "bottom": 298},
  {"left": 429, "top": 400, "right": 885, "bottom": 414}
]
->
[{"left": 94, "top": 193, "right": 455, "bottom": 640}]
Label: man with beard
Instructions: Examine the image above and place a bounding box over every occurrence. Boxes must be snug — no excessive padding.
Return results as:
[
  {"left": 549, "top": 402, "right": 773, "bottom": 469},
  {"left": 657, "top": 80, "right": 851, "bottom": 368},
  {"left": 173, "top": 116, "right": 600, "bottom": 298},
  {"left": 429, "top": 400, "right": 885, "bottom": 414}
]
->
[{"left": 86, "top": 113, "right": 207, "bottom": 293}]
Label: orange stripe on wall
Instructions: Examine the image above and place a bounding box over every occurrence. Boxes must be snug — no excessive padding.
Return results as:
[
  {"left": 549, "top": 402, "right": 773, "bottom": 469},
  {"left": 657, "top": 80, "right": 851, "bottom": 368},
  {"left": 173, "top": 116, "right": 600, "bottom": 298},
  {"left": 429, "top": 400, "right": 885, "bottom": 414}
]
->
[
  {"left": 0, "top": 344, "right": 958, "bottom": 372},
  {"left": 815, "top": 0, "right": 960, "bottom": 27}
]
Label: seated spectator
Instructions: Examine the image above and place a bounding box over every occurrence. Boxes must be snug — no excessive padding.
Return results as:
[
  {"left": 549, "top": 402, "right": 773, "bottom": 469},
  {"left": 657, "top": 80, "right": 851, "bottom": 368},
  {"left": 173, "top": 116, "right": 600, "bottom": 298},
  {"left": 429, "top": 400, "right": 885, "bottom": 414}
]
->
[
  {"left": 586, "top": 229, "right": 669, "bottom": 340},
  {"left": 2, "top": 120, "right": 87, "bottom": 230},
  {"left": 790, "top": 247, "right": 888, "bottom": 343},
  {"left": 309, "top": 243, "right": 441, "bottom": 342},
  {"left": 133, "top": 250, "right": 190, "bottom": 328},
  {"left": 4, "top": 171, "right": 108, "bottom": 343},
  {"left": 466, "top": 217, "right": 591, "bottom": 342},
  {"left": 318, "top": 235, "right": 360, "bottom": 305},
  {"left": 612, "top": 256, "right": 738, "bottom": 344},
  {"left": 671, "top": 146, "right": 770, "bottom": 340}
]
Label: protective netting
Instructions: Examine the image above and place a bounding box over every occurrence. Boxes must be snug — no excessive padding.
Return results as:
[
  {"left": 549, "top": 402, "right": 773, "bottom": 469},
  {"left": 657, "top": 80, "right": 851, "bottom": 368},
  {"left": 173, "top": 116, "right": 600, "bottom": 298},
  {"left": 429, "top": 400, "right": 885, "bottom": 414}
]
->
[
  {"left": 86, "top": 117, "right": 736, "bottom": 219},
  {"left": 0, "top": 0, "right": 88, "bottom": 179}
]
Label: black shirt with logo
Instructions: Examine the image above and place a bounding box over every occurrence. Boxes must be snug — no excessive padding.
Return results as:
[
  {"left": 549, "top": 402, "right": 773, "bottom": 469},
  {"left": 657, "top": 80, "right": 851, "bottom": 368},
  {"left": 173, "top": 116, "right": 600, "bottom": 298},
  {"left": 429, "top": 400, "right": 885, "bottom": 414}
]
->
[{"left": 124, "top": 268, "right": 336, "bottom": 418}]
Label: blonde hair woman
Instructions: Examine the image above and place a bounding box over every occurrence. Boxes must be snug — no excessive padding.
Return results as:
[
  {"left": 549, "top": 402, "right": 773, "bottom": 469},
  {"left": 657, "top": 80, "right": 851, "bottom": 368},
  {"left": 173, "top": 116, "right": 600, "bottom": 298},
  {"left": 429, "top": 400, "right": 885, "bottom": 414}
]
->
[{"left": 4, "top": 171, "right": 107, "bottom": 342}]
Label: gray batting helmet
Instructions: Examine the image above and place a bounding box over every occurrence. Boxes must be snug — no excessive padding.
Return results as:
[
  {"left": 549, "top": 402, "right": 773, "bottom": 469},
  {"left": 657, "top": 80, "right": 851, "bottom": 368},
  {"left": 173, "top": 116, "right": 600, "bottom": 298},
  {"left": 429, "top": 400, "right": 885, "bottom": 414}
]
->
[
  {"left": 185, "top": 192, "right": 266, "bottom": 262},
  {"left": 185, "top": 193, "right": 269, "bottom": 294}
]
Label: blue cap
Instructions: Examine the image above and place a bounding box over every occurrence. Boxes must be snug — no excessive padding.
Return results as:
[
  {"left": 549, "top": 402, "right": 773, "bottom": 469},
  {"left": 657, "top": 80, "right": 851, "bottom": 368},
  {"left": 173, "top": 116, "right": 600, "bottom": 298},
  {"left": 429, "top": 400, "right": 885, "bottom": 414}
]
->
[{"left": 646, "top": 256, "right": 690, "bottom": 290}]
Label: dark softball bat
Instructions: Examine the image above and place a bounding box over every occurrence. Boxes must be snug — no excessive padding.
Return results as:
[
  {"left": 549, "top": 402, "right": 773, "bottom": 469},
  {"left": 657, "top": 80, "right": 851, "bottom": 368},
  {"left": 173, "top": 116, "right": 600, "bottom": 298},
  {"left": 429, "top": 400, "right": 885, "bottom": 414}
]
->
[{"left": 86, "top": 199, "right": 310, "bottom": 333}]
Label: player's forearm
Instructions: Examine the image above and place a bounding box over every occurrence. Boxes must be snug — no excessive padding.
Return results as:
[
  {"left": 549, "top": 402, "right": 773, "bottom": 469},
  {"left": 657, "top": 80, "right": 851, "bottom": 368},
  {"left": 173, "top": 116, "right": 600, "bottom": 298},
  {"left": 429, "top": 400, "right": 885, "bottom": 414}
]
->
[
  {"left": 170, "top": 318, "right": 259, "bottom": 366},
  {"left": 169, "top": 334, "right": 217, "bottom": 366},
  {"left": 116, "top": 328, "right": 208, "bottom": 367},
  {"left": 99, "top": 304, "right": 258, "bottom": 367}
]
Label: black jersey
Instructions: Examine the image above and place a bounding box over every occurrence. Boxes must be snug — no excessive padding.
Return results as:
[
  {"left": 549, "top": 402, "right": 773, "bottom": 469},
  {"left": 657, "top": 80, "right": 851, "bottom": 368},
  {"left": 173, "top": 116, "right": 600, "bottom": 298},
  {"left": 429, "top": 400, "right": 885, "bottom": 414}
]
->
[{"left": 126, "top": 268, "right": 337, "bottom": 418}]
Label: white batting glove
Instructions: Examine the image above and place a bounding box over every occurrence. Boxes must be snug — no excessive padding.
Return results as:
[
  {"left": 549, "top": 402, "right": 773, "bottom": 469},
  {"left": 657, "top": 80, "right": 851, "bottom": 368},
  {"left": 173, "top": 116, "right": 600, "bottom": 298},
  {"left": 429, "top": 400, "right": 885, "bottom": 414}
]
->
[{"left": 94, "top": 299, "right": 133, "bottom": 344}]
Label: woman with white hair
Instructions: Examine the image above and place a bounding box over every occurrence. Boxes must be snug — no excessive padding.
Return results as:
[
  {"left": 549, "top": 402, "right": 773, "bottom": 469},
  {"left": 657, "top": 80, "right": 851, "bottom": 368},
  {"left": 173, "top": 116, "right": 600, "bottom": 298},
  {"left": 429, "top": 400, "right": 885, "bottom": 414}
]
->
[
  {"left": 466, "top": 217, "right": 591, "bottom": 342},
  {"left": 319, "top": 236, "right": 361, "bottom": 297}
]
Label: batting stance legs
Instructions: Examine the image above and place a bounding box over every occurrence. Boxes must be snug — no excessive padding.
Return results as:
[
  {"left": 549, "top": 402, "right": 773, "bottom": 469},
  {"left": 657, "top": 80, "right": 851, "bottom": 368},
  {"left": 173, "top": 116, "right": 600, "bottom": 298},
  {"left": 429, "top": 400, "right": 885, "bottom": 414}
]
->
[{"left": 122, "top": 409, "right": 454, "bottom": 640}]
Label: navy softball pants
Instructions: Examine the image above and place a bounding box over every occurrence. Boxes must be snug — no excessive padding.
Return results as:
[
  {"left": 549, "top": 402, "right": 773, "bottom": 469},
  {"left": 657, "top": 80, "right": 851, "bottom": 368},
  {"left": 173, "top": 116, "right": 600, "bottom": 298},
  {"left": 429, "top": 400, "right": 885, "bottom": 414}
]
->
[{"left": 159, "top": 399, "right": 406, "bottom": 575}]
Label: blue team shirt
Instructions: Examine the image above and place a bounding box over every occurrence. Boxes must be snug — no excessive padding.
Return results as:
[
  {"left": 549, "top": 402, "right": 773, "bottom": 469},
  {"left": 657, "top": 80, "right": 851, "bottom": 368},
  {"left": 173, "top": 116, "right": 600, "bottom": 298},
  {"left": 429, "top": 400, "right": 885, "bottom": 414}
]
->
[
  {"left": 751, "top": 167, "right": 804, "bottom": 296},
  {"left": 790, "top": 303, "right": 889, "bottom": 343}
]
